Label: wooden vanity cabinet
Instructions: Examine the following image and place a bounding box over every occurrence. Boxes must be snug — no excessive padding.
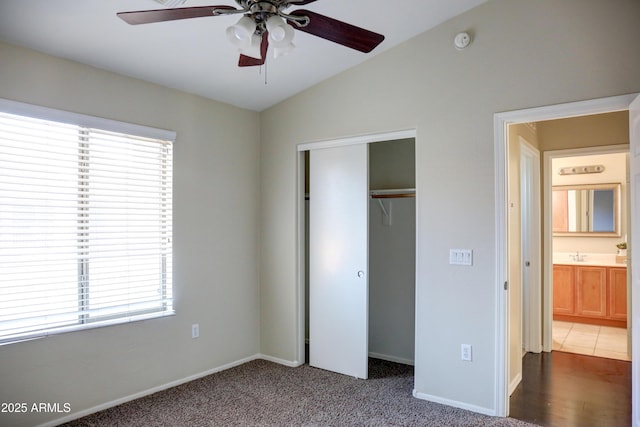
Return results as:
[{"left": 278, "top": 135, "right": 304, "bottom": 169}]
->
[{"left": 553, "top": 264, "right": 627, "bottom": 328}]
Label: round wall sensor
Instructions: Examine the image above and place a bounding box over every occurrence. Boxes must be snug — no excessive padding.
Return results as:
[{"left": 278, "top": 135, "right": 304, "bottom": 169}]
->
[{"left": 454, "top": 32, "right": 472, "bottom": 50}]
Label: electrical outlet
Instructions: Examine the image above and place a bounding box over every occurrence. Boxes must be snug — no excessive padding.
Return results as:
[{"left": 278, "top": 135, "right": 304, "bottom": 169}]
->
[
  {"left": 461, "top": 344, "right": 472, "bottom": 361},
  {"left": 192, "top": 323, "right": 199, "bottom": 339}
]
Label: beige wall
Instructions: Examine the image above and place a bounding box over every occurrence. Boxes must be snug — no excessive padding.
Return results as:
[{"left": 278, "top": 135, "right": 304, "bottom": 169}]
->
[
  {"left": 538, "top": 111, "right": 629, "bottom": 152},
  {"left": 0, "top": 42, "right": 261, "bottom": 426},
  {"left": 369, "top": 139, "right": 416, "bottom": 190},
  {"left": 260, "top": 0, "right": 640, "bottom": 413}
]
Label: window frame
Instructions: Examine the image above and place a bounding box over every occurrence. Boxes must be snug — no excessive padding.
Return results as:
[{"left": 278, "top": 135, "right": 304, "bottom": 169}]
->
[{"left": 0, "top": 98, "right": 176, "bottom": 345}]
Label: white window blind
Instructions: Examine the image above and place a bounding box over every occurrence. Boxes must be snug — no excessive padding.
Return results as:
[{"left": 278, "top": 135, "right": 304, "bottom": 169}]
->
[{"left": 0, "top": 102, "right": 174, "bottom": 345}]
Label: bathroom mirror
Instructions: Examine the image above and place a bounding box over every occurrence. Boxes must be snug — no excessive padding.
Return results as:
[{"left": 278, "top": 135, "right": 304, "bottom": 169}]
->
[{"left": 552, "top": 183, "right": 621, "bottom": 236}]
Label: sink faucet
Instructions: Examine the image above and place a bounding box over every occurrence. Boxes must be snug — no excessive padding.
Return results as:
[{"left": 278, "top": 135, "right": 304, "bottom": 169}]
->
[{"left": 571, "top": 251, "right": 585, "bottom": 262}]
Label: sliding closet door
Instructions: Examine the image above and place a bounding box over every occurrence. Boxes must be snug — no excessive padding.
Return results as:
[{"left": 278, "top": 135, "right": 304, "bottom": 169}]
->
[{"left": 309, "top": 144, "right": 369, "bottom": 379}]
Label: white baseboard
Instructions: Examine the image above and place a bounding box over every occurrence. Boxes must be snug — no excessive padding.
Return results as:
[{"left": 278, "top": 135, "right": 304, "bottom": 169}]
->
[
  {"left": 39, "top": 354, "right": 262, "bottom": 427},
  {"left": 368, "top": 351, "right": 414, "bottom": 366},
  {"left": 509, "top": 372, "right": 522, "bottom": 396},
  {"left": 259, "top": 353, "right": 304, "bottom": 368},
  {"left": 413, "top": 389, "right": 497, "bottom": 417}
]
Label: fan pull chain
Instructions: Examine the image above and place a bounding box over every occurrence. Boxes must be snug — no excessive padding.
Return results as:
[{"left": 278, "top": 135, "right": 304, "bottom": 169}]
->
[
  {"left": 257, "top": 62, "right": 268, "bottom": 85},
  {"left": 264, "top": 60, "right": 268, "bottom": 85}
]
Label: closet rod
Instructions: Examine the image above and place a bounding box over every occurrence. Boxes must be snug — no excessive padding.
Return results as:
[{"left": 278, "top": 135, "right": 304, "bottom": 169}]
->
[
  {"left": 304, "top": 189, "right": 416, "bottom": 200},
  {"left": 370, "top": 188, "right": 416, "bottom": 199}
]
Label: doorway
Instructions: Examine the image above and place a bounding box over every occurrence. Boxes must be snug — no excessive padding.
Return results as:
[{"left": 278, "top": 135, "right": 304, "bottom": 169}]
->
[
  {"left": 548, "top": 148, "right": 630, "bottom": 361},
  {"left": 494, "top": 93, "right": 639, "bottom": 417},
  {"left": 297, "top": 130, "right": 417, "bottom": 379}
]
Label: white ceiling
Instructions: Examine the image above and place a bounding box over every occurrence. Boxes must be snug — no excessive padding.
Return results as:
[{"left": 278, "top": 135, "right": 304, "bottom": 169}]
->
[{"left": 0, "top": 0, "right": 486, "bottom": 111}]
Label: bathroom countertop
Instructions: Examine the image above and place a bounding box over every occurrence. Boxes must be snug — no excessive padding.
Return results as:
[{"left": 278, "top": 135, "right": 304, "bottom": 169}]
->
[{"left": 553, "top": 252, "right": 627, "bottom": 268}]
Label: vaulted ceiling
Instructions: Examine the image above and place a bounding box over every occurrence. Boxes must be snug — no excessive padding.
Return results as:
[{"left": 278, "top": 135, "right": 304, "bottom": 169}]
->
[{"left": 0, "top": 0, "right": 487, "bottom": 111}]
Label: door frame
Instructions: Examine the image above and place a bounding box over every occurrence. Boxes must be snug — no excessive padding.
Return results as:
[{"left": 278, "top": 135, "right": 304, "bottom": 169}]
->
[
  {"left": 494, "top": 93, "right": 638, "bottom": 417},
  {"left": 296, "top": 129, "right": 417, "bottom": 368}
]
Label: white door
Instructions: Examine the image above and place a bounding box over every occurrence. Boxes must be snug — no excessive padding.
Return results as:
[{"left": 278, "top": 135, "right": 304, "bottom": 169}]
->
[
  {"left": 520, "top": 140, "right": 541, "bottom": 353},
  {"left": 629, "top": 94, "right": 640, "bottom": 426},
  {"left": 309, "top": 144, "right": 369, "bottom": 379}
]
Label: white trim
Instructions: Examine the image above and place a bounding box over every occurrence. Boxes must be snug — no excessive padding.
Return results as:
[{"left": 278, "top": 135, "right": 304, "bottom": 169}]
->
[
  {"left": 542, "top": 144, "right": 629, "bottom": 158},
  {"left": 629, "top": 93, "right": 640, "bottom": 427},
  {"left": 296, "top": 151, "right": 307, "bottom": 367},
  {"left": 493, "top": 113, "right": 509, "bottom": 417},
  {"left": 412, "top": 390, "right": 497, "bottom": 417},
  {"left": 259, "top": 353, "right": 304, "bottom": 368},
  {"left": 509, "top": 372, "right": 523, "bottom": 396},
  {"left": 368, "top": 351, "right": 415, "bottom": 366},
  {"left": 38, "top": 354, "right": 263, "bottom": 427},
  {"left": 0, "top": 97, "right": 176, "bottom": 142},
  {"left": 495, "top": 94, "right": 638, "bottom": 124},
  {"left": 494, "top": 93, "right": 639, "bottom": 418},
  {"left": 297, "top": 129, "right": 416, "bottom": 152}
]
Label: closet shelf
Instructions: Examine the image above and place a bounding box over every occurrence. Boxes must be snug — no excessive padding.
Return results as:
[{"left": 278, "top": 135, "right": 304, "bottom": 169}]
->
[
  {"left": 370, "top": 188, "right": 416, "bottom": 199},
  {"left": 304, "top": 188, "right": 416, "bottom": 201}
]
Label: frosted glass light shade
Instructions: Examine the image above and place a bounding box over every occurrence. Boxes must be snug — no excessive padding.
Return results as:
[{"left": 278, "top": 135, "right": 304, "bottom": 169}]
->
[
  {"left": 239, "top": 34, "right": 263, "bottom": 59},
  {"left": 226, "top": 17, "right": 257, "bottom": 50},
  {"left": 266, "top": 16, "right": 294, "bottom": 47}
]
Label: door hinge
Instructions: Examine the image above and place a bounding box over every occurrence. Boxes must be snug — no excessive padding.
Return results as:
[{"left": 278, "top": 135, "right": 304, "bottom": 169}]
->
[{"left": 504, "top": 281, "right": 508, "bottom": 290}]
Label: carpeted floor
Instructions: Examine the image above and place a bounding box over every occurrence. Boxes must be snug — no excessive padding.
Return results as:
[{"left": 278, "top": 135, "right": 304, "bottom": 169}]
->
[{"left": 63, "top": 358, "right": 538, "bottom": 426}]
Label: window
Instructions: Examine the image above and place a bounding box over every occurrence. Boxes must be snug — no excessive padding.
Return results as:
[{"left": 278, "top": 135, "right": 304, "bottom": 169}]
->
[{"left": 0, "top": 100, "right": 174, "bottom": 344}]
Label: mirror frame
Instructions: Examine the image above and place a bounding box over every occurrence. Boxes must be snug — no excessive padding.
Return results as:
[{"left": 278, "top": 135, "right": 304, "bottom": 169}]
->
[{"left": 552, "top": 182, "right": 621, "bottom": 237}]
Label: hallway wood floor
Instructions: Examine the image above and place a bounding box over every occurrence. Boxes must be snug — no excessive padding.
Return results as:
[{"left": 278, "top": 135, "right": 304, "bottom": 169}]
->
[{"left": 509, "top": 351, "right": 631, "bottom": 427}]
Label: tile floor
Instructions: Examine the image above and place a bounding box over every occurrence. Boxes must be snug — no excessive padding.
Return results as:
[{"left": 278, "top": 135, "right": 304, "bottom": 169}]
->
[{"left": 553, "top": 320, "right": 630, "bottom": 361}]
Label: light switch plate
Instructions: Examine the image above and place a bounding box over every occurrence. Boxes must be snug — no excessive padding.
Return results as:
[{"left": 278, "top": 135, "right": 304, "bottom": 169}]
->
[
  {"left": 461, "top": 344, "right": 472, "bottom": 361},
  {"left": 450, "top": 249, "right": 473, "bottom": 266}
]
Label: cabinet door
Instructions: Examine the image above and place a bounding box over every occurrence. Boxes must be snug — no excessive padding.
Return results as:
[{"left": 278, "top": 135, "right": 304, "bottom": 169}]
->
[
  {"left": 553, "top": 265, "right": 575, "bottom": 315},
  {"left": 609, "top": 267, "right": 628, "bottom": 321},
  {"left": 576, "top": 266, "right": 607, "bottom": 318}
]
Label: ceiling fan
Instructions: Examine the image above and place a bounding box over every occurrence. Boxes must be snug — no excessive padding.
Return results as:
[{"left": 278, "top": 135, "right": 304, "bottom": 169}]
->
[{"left": 117, "top": 0, "right": 385, "bottom": 67}]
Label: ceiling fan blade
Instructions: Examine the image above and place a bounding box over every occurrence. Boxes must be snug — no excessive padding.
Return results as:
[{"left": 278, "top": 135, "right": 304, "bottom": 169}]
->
[
  {"left": 238, "top": 32, "right": 269, "bottom": 67},
  {"left": 287, "top": 10, "right": 384, "bottom": 53},
  {"left": 286, "top": 0, "right": 318, "bottom": 5},
  {"left": 117, "top": 6, "right": 236, "bottom": 25}
]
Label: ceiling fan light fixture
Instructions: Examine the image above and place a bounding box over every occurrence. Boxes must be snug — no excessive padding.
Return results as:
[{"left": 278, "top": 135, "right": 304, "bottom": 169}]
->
[
  {"left": 238, "top": 33, "right": 263, "bottom": 60},
  {"left": 117, "top": 4, "right": 386, "bottom": 68},
  {"left": 226, "top": 16, "right": 257, "bottom": 49},
  {"left": 266, "top": 16, "right": 295, "bottom": 47},
  {"left": 152, "top": 0, "right": 187, "bottom": 7}
]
